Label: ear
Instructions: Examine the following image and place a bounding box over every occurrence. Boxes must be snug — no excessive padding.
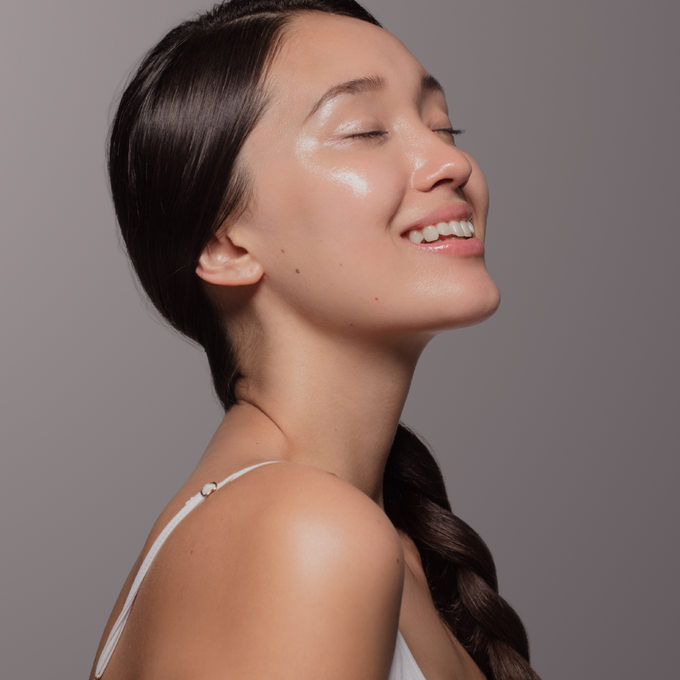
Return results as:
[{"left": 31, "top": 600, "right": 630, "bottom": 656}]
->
[{"left": 196, "top": 229, "right": 263, "bottom": 287}]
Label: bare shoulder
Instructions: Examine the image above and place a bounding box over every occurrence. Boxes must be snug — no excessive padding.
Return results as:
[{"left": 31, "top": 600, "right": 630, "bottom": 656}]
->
[
  {"left": 228, "top": 462, "right": 404, "bottom": 605},
  {"left": 236, "top": 462, "right": 402, "bottom": 555},
  {"left": 120, "top": 463, "right": 404, "bottom": 680},
  {"left": 210, "top": 462, "right": 404, "bottom": 587}
]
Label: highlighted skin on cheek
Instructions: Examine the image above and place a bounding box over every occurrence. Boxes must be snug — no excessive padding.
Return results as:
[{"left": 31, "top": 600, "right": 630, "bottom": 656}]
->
[
  {"left": 295, "top": 137, "right": 369, "bottom": 198},
  {"left": 328, "top": 168, "right": 370, "bottom": 198}
]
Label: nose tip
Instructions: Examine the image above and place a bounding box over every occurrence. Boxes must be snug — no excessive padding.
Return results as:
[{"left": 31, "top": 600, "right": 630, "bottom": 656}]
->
[{"left": 410, "top": 139, "right": 473, "bottom": 193}]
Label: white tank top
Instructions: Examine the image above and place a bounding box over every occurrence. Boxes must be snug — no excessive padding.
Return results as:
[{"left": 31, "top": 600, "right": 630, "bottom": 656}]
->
[{"left": 94, "top": 461, "right": 426, "bottom": 680}]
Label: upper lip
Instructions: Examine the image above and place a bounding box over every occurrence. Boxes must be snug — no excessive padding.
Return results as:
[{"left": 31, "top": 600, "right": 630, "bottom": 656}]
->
[{"left": 400, "top": 203, "right": 474, "bottom": 236}]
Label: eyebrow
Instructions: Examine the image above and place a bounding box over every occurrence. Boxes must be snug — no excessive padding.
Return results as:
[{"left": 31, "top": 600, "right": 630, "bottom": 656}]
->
[
  {"left": 306, "top": 75, "right": 386, "bottom": 120},
  {"left": 306, "top": 72, "right": 445, "bottom": 121},
  {"left": 421, "top": 73, "right": 445, "bottom": 98}
]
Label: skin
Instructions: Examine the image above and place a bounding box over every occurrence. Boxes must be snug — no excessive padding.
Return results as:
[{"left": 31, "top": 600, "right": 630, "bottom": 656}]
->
[{"left": 92, "top": 13, "right": 499, "bottom": 680}]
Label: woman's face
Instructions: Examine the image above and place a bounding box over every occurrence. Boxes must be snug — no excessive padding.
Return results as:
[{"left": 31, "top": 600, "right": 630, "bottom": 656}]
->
[{"left": 231, "top": 12, "right": 500, "bottom": 341}]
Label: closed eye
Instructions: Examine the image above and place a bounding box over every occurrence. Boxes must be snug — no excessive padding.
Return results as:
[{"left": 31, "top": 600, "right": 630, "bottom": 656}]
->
[
  {"left": 436, "top": 128, "right": 464, "bottom": 137},
  {"left": 349, "top": 129, "right": 463, "bottom": 141},
  {"left": 350, "top": 130, "right": 388, "bottom": 140}
]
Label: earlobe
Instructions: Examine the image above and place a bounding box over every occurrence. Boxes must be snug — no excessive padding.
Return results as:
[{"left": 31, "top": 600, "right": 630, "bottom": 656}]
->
[{"left": 196, "top": 231, "right": 263, "bottom": 287}]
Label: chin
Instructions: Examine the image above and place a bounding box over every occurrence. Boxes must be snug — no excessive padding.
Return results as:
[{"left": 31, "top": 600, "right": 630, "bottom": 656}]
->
[
  {"left": 470, "top": 280, "right": 501, "bottom": 325},
  {"left": 440, "top": 277, "right": 501, "bottom": 332}
]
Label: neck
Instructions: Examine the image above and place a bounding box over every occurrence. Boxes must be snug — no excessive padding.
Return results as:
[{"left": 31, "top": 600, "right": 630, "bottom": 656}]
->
[{"left": 210, "top": 325, "right": 426, "bottom": 504}]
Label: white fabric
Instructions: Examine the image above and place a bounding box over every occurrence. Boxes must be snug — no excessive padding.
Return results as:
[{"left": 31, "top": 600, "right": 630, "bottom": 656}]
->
[
  {"left": 94, "top": 460, "right": 426, "bottom": 680},
  {"left": 389, "top": 631, "right": 427, "bottom": 680}
]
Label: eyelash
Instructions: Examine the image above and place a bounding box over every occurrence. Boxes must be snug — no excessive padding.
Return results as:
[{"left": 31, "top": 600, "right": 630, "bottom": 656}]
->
[
  {"left": 351, "top": 131, "right": 388, "bottom": 139},
  {"left": 437, "top": 128, "right": 465, "bottom": 137},
  {"left": 350, "top": 128, "right": 464, "bottom": 140}
]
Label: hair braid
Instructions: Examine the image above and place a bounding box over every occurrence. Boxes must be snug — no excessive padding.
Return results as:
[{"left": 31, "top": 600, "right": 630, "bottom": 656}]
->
[{"left": 384, "top": 425, "right": 542, "bottom": 680}]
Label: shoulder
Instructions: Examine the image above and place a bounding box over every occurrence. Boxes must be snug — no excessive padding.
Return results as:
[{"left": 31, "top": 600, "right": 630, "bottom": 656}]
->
[
  {"left": 132, "top": 463, "right": 404, "bottom": 679},
  {"left": 232, "top": 462, "right": 403, "bottom": 561},
  {"left": 220, "top": 462, "right": 405, "bottom": 610}
]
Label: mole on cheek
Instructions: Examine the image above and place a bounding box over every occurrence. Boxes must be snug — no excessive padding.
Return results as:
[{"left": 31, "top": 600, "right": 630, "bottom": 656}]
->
[
  {"left": 295, "top": 269, "right": 300, "bottom": 274},
  {"left": 375, "top": 298, "right": 379, "bottom": 301},
  {"left": 281, "top": 249, "right": 285, "bottom": 254}
]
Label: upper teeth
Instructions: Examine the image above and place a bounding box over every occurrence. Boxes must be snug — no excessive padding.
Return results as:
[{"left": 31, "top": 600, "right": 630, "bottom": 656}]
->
[{"left": 408, "top": 220, "right": 475, "bottom": 243}]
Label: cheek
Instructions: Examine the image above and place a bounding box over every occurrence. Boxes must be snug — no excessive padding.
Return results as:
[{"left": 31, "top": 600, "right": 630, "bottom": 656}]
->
[
  {"left": 301, "top": 152, "right": 403, "bottom": 215},
  {"left": 245, "top": 167, "right": 403, "bottom": 326},
  {"left": 324, "top": 168, "right": 370, "bottom": 198},
  {"left": 255, "top": 154, "right": 402, "bottom": 245}
]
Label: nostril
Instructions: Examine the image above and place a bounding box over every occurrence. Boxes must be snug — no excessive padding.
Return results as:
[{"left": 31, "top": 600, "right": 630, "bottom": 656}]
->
[{"left": 430, "top": 177, "right": 454, "bottom": 190}]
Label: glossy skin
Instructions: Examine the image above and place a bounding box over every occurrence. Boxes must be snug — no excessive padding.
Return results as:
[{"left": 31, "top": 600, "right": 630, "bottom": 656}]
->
[
  {"left": 204, "top": 14, "right": 499, "bottom": 342},
  {"left": 93, "top": 13, "right": 496, "bottom": 680}
]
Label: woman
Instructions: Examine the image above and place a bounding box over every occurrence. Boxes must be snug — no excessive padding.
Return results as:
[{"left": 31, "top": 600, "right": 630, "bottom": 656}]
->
[{"left": 92, "top": 1, "right": 541, "bottom": 679}]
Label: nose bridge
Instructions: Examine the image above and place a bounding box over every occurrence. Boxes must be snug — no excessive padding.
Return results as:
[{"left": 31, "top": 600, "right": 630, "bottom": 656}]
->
[{"left": 408, "top": 127, "right": 472, "bottom": 192}]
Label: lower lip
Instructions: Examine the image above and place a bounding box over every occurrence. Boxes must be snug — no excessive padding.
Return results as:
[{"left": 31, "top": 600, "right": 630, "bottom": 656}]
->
[{"left": 406, "top": 237, "right": 485, "bottom": 257}]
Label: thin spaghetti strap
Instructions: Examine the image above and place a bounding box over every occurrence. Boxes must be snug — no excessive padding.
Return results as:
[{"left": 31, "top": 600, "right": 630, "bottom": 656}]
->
[{"left": 94, "top": 460, "right": 281, "bottom": 679}]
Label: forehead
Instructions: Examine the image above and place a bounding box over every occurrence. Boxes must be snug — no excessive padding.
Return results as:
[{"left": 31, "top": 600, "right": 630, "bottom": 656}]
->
[{"left": 264, "top": 13, "right": 426, "bottom": 117}]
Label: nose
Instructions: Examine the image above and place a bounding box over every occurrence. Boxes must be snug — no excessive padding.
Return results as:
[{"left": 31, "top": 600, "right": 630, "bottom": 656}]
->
[{"left": 409, "top": 131, "right": 473, "bottom": 193}]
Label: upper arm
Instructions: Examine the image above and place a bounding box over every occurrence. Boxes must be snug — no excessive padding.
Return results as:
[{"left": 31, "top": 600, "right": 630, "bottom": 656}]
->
[{"left": 135, "top": 465, "right": 404, "bottom": 680}]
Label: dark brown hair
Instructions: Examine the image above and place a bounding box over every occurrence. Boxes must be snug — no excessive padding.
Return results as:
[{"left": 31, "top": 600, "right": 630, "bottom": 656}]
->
[{"left": 108, "top": 2, "right": 541, "bottom": 678}]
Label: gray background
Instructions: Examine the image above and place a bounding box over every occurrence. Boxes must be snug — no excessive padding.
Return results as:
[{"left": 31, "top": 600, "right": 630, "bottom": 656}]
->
[{"left": 1, "top": 0, "right": 678, "bottom": 677}]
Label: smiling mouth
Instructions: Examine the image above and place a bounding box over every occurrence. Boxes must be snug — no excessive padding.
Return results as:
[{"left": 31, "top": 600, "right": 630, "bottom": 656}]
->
[{"left": 405, "top": 219, "right": 475, "bottom": 244}]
